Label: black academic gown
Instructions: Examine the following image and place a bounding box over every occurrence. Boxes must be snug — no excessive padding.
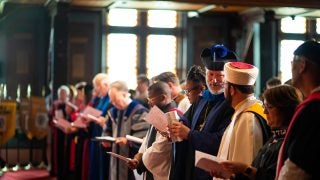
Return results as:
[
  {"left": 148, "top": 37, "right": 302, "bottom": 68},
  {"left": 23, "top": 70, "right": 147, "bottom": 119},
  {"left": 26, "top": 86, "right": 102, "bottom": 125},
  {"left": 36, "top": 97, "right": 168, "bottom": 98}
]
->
[{"left": 107, "top": 100, "right": 150, "bottom": 180}]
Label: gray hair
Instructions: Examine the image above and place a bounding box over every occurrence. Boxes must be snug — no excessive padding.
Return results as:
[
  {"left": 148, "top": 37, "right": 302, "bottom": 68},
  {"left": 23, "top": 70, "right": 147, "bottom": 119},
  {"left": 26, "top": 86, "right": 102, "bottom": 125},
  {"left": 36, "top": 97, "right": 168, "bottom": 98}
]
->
[
  {"left": 109, "top": 81, "right": 128, "bottom": 92},
  {"left": 57, "top": 85, "right": 70, "bottom": 97},
  {"left": 92, "top": 73, "right": 109, "bottom": 86}
]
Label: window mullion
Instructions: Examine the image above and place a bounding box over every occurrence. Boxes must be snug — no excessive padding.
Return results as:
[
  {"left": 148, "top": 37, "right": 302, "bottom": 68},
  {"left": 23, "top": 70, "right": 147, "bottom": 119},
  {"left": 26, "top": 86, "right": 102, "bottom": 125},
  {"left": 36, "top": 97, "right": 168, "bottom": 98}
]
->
[{"left": 138, "top": 11, "right": 147, "bottom": 75}]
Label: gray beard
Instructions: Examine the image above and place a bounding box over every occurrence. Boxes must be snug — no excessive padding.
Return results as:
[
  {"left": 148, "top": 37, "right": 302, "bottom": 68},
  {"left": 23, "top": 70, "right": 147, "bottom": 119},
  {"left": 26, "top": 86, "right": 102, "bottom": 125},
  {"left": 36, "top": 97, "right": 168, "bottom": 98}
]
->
[{"left": 208, "top": 88, "right": 224, "bottom": 95}]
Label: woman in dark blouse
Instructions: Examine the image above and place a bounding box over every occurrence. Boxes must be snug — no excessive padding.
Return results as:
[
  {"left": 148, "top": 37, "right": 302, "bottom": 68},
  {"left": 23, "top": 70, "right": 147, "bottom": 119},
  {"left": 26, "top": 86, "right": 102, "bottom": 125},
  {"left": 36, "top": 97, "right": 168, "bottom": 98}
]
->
[{"left": 220, "top": 84, "right": 302, "bottom": 180}]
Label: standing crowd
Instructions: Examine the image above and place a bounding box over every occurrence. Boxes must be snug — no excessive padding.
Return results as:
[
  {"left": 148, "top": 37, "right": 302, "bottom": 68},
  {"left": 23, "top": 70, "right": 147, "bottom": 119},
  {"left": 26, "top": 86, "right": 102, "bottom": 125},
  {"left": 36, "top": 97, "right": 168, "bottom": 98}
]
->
[{"left": 49, "top": 40, "right": 320, "bottom": 180}]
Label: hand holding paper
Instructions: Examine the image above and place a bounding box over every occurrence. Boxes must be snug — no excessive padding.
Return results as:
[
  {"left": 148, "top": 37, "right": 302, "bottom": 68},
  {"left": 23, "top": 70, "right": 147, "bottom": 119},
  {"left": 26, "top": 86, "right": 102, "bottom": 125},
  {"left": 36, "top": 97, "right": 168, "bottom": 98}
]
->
[
  {"left": 115, "top": 137, "right": 128, "bottom": 146},
  {"left": 166, "top": 111, "right": 183, "bottom": 142},
  {"left": 127, "top": 158, "right": 139, "bottom": 170},
  {"left": 92, "top": 136, "right": 116, "bottom": 142},
  {"left": 195, "top": 150, "right": 232, "bottom": 179},
  {"left": 144, "top": 106, "right": 184, "bottom": 142},
  {"left": 125, "top": 135, "right": 144, "bottom": 144},
  {"left": 80, "top": 106, "right": 102, "bottom": 123},
  {"left": 107, "top": 152, "right": 132, "bottom": 163},
  {"left": 53, "top": 118, "right": 72, "bottom": 134},
  {"left": 72, "top": 116, "right": 88, "bottom": 128},
  {"left": 170, "top": 121, "right": 190, "bottom": 140},
  {"left": 145, "top": 106, "right": 168, "bottom": 132},
  {"left": 219, "top": 161, "right": 252, "bottom": 176}
]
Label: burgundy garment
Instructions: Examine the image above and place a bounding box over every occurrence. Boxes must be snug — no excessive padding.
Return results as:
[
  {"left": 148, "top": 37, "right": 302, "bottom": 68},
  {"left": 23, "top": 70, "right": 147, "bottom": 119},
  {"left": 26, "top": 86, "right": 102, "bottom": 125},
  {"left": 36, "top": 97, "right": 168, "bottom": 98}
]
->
[
  {"left": 69, "top": 111, "right": 79, "bottom": 171},
  {"left": 81, "top": 138, "right": 89, "bottom": 180},
  {"left": 276, "top": 92, "right": 320, "bottom": 178}
]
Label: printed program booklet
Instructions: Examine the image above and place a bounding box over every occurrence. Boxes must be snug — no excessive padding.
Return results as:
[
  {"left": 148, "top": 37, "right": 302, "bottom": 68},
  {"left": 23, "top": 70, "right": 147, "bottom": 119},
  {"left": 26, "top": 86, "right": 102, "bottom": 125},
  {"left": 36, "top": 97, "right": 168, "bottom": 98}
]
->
[{"left": 195, "top": 150, "right": 232, "bottom": 179}]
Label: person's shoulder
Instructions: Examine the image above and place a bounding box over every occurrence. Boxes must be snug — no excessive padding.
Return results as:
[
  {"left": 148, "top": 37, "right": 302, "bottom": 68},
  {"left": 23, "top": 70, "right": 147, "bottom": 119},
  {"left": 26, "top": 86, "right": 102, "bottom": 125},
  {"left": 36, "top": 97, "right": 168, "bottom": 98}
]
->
[
  {"left": 133, "top": 102, "right": 149, "bottom": 113},
  {"left": 178, "top": 96, "right": 190, "bottom": 106},
  {"left": 299, "top": 99, "right": 320, "bottom": 114},
  {"left": 296, "top": 100, "right": 320, "bottom": 123},
  {"left": 238, "top": 111, "right": 257, "bottom": 122},
  {"left": 197, "top": 96, "right": 206, "bottom": 103},
  {"left": 219, "top": 99, "right": 233, "bottom": 108},
  {"left": 305, "top": 99, "right": 320, "bottom": 107},
  {"left": 175, "top": 93, "right": 186, "bottom": 104}
]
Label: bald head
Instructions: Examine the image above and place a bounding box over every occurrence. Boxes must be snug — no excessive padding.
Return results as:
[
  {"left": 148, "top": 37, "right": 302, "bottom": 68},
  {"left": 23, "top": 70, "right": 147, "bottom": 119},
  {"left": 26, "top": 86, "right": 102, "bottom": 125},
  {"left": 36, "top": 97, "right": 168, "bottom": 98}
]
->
[
  {"left": 148, "top": 81, "right": 172, "bottom": 108},
  {"left": 148, "top": 81, "right": 171, "bottom": 98}
]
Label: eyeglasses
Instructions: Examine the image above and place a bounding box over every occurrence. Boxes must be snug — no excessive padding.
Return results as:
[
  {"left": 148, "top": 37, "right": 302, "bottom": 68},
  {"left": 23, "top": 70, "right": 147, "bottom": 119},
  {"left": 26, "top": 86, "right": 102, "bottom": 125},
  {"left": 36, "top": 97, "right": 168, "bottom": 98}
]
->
[
  {"left": 183, "top": 86, "right": 200, "bottom": 94},
  {"left": 291, "top": 56, "right": 303, "bottom": 65},
  {"left": 147, "top": 95, "right": 162, "bottom": 103},
  {"left": 263, "top": 103, "right": 274, "bottom": 110}
]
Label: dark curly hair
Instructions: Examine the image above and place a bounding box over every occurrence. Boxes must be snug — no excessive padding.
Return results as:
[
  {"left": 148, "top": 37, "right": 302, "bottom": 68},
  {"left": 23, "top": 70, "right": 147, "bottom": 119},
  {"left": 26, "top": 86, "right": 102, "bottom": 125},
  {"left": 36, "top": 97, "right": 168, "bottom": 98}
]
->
[{"left": 186, "top": 65, "right": 206, "bottom": 88}]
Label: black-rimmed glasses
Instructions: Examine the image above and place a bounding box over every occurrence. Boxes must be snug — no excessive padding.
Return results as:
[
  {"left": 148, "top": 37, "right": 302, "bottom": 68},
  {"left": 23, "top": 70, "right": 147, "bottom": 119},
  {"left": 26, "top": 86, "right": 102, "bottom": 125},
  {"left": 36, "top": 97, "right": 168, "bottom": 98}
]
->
[{"left": 183, "top": 86, "right": 200, "bottom": 94}]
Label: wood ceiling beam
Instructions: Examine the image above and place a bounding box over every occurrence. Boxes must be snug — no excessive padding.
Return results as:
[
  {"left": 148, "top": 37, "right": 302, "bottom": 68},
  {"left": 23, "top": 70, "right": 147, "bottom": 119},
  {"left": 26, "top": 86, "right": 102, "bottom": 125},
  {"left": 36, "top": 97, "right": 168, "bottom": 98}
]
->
[
  {"left": 9, "top": 0, "right": 320, "bottom": 10},
  {"left": 171, "top": 0, "right": 320, "bottom": 9}
]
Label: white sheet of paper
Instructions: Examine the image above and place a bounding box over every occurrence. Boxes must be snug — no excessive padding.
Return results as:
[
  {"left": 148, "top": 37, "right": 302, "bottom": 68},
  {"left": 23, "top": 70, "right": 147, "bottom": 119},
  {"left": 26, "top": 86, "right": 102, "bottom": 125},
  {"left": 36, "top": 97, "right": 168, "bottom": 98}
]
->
[
  {"left": 86, "top": 114, "right": 100, "bottom": 122},
  {"left": 72, "top": 117, "right": 87, "bottom": 128},
  {"left": 94, "top": 136, "right": 116, "bottom": 142},
  {"left": 55, "top": 110, "right": 64, "bottom": 119},
  {"left": 166, "top": 111, "right": 182, "bottom": 142},
  {"left": 107, "top": 152, "right": 132, "bottom": 163},
  {"left": 195, "top": 150, "right": 232, "bottom": 179},
  {"left": 126, "top": 135, "right": 144, "bottom": 144},
  {"left": 65, "top": 101, "right": 78, "bottom": 111},
  {"left": 82, "top": 106, "right": 102, "bottom": 120},
  {"left": 53, "top": 118, "right": 72, "bottom": 133},
  {"left": 144, "top": 106, "right": 168, "bottom": 132}
]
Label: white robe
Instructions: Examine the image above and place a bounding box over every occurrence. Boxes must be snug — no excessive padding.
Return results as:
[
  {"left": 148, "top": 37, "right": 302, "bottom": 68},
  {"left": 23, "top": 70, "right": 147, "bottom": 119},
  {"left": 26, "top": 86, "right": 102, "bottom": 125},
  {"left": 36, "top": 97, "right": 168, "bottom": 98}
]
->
[
  {"left": 218, "top": 97, "right": 264, "bottom": 165},
  {"left": 177, "top": 96, "right": 191, "bottom": 113},
  {"left": 141, "top": 131, "right": 172, "bottom": 180}
]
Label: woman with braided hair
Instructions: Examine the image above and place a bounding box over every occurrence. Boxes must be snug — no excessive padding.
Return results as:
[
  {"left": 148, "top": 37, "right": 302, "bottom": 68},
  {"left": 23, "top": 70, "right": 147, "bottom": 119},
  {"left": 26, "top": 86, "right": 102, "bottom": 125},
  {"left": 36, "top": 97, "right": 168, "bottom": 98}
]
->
[{"left": 170, "top": 65, "right": 207, "bottom": 179}]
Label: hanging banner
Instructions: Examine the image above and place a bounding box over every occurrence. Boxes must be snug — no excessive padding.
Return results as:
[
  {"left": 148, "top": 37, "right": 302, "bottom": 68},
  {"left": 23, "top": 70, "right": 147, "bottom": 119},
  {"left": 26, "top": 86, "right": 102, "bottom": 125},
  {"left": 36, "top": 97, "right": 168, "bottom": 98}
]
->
[
  {"left": 19, "top": 98, "right": 31, "bottom": 138},
  {"left": 0, "top": 100, "right": 17, "bottom": 145},
  {"left": 28, "top": 96, "right": 49, "bottom": 140}
]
